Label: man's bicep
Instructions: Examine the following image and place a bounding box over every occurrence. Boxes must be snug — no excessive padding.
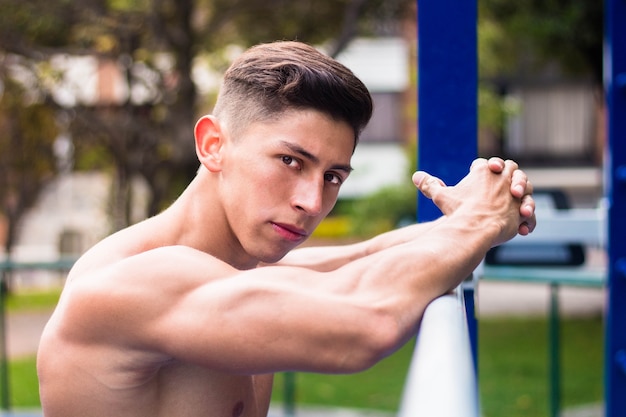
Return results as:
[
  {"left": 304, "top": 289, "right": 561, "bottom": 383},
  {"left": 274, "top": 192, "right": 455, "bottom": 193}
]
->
[
  {"left": 150, "top": 266, "right": 394, "bottom": 374},
  {"left": 150, "top": 268, "right": 320, "bottom": 371}
]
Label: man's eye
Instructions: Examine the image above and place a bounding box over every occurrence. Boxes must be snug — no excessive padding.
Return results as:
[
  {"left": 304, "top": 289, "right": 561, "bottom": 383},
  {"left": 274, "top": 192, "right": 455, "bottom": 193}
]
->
[
  {"left": 281, "top": 155, "right": 300, "bottom": 169},
  {"left": 325, "top": 173, "right": 343, "bottom": 185}
]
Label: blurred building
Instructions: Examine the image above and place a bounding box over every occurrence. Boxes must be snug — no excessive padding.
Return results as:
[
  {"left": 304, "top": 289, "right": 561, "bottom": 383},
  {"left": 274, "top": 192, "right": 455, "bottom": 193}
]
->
[
  {"left": 335, "top": 37, "right": 413, "bottom": 198},
  {"left": 488, "top": 78, "right": 604, "bottom": 207}
]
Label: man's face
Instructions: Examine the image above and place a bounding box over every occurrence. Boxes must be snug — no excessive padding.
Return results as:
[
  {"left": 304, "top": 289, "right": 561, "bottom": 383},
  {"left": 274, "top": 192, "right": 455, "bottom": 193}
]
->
[{"left": 218, "top": 109, "right": 355, "bottom": 264}]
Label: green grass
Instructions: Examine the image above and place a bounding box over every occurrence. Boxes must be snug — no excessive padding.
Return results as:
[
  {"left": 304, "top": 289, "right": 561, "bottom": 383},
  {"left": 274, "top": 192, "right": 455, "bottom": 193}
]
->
[
  {"left": 271, "top": 342, "right": 415, "bottom": 411},
  {"left": 3, "top": 290, "right": 604, "bottom": 416},
  {"left": 7, "top": 358, "right": 42, "bottom": 407},
  {"left": 479, "top": 316, "right": 603, "bottom": 417},
  {"left": 271, "top": 316, "right": 604, "bottom": 416},
  {"left": 4, "top": 288, "right": 62, "bottom": 312}
]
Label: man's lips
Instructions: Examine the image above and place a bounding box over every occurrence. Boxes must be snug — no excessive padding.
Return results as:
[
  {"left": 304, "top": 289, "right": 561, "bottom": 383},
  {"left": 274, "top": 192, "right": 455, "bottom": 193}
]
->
[{"left": 271, "top": 222, "right": 308, "bottom": 242}]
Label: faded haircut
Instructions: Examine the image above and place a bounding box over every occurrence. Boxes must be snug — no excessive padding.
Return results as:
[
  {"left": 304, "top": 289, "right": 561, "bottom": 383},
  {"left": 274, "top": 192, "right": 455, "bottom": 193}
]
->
[{"left": 212, "top": 41, "right": 373, "bottom": 150}]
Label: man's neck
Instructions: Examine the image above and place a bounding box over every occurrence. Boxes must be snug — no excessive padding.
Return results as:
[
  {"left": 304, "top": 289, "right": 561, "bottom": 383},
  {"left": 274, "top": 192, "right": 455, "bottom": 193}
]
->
[{"left": 163, "top": 175, "right": 260, "bottom": 270}]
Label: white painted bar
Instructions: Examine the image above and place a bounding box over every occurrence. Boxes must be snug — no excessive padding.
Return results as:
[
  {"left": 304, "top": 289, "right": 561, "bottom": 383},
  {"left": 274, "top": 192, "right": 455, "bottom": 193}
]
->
[
  {"left": 481, "top": 206, "right": 607, "bottom": 283},
  {"left": 509, "top": 207, "right": 606, "bottom": 247},
  {"left": 398, "top": 292, "right": 478, "bottom": 417}
]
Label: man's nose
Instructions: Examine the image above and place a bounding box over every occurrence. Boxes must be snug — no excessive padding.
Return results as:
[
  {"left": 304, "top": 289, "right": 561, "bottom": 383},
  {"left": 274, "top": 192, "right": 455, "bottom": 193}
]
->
[{"left": 292, "top": 179, "right": 324, "bottom": 216}]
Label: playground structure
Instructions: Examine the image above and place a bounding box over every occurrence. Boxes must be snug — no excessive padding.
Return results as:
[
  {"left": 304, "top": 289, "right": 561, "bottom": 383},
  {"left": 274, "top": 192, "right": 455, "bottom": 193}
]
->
[
  {"left": 407, "top": 1, "right": 625, "bottom": 417},
  {"left": 398, "top": 289, "right": 478, "bottom": 417}
]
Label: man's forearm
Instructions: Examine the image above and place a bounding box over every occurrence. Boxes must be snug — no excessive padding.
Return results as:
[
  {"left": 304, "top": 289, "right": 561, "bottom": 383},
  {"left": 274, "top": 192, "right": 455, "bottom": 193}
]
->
[
  {"left": 363, "top": 217, "right": 444, "bottom": 256},
  {"left": 271, "top": 219, "right": 443, "bottom": 272}
]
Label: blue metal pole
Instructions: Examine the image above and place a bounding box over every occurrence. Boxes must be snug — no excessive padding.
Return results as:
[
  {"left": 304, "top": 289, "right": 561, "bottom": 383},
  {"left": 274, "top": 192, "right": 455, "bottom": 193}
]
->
[
  {"left": 417, "top": 0, "right": 478, "bottom": 223},
  {"left": 604, "top": 0, "right": 626, "bottom": 416},
  {"left": 417, "top": 0, "right": 478, "bottom": 366},
  {"left": 463, "top": 280, "right": 478, "bottom": 373}
]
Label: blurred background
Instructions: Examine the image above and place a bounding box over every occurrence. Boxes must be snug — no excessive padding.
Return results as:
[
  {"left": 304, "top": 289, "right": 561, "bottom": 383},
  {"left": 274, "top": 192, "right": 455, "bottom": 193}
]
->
[{"left": 0, "top": 1, "right": 606, "bottom": 416}]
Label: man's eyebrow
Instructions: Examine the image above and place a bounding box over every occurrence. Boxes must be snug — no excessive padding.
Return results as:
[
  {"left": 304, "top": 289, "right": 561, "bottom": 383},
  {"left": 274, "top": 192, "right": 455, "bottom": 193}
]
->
[{"left": 280, "top": 141, "right": 353, "bottom": 173}]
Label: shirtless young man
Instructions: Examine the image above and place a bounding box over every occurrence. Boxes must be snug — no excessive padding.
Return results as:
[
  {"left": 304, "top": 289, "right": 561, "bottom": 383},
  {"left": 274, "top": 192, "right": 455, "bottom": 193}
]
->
[{"left": 37, "top": 41, "right": 536, "bottom": 417}]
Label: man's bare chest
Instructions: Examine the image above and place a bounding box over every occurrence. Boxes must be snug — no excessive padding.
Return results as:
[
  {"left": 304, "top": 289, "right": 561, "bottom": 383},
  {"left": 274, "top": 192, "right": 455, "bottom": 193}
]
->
[{"left": 151, "top": 363, "right": 274, "bottom": 416}]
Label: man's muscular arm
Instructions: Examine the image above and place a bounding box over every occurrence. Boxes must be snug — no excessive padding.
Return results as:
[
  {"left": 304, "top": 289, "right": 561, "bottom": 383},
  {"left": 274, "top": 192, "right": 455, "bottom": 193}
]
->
[
  {"left": 61, "top": 159, "right": 530, "bottom": 377},
  {"left": 274, "top": 157, "right": 536, "bottom": 272}
]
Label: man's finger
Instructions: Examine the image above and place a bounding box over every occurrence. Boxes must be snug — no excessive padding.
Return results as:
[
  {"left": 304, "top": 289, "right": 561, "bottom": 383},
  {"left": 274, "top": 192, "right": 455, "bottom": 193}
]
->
[
  {"left": 510, "top": 169, "right": 528, "bottom": 198},
  {"left": 412, "top": 171, "right": 446, "bottom": 200},
  {"left": 486, "top": 157, "right": 505, "bottom": 173},
  {"left": 470, "top": 158, "right": 488, "bottom": 171}
]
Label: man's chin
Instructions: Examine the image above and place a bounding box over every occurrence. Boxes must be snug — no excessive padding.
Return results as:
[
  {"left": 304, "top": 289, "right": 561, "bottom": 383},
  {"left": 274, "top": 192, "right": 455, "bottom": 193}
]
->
[{"left": 259, "top": 239, "right": 308, "bottom": 264}]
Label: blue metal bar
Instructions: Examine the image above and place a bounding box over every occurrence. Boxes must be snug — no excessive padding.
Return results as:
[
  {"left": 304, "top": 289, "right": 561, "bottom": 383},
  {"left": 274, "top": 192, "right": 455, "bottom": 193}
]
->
[
  {"left": 417, "top": 0, "right": 479, "bottom": 373},
  {"left": 604, "top": 0, "right": 626, "bottom": 415},
  {"left": 462, "top": 276, "right": 478, "bottom": 373},
  {"left": 417, "top": 0, "right": 477, "bottom": 223}
]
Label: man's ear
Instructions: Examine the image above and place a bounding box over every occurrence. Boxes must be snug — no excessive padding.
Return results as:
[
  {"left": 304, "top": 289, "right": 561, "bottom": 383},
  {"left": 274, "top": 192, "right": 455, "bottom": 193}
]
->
[{"left": 194, "top": 115, "right": 224, "bottom": 172}]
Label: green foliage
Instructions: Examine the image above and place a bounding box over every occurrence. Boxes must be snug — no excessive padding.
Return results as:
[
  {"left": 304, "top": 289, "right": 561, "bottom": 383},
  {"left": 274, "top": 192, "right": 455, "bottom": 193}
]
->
[
  {"left": 343, "top": 144, "right": 417, "bottom": 238},
  {"left": 346, "top": 183, "right": 417, "bottom": 238},
  {"left": 0, "top": 74, "right": 60, "bottom": 250},
  {"left": 479, "top": 0, "right": 603, "bottom": 82},
  {"left": 478, "top": 84, "right": 522, "bottom": 140},
  {"left": 215, "top": 0, "right": 412, "bottom": 53},
  {"left": 0, "top": 0, "right": 75, "bottom": 48},
  {"left": 108, "top": 0, "right": 150, "bottom": 11},
  {"left": 477, "top": 0, "right": 602, "bottom": 155}
]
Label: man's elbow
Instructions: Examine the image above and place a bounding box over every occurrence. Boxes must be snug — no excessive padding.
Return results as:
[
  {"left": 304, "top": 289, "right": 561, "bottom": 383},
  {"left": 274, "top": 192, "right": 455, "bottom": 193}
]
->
[{"left": 339, "top": 310, "right": 406, "bottom": 373}]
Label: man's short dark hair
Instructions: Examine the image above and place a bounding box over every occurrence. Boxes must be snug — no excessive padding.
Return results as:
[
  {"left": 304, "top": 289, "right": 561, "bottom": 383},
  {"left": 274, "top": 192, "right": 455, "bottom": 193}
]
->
[{"left": 213, "top": 41, "right": 373, "bottom": 149}]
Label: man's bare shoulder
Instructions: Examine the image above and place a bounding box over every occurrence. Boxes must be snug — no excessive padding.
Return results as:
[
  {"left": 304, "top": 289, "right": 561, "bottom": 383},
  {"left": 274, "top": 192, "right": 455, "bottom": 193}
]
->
[
  {"left": 38, "top": 230, "right": 268, "bottom": 416},
  {"left": 45, "top": 221, "right": 238, "bottom": 351},
  {"left": 69, "top": 215, "right": 235, "bottom": 280}
]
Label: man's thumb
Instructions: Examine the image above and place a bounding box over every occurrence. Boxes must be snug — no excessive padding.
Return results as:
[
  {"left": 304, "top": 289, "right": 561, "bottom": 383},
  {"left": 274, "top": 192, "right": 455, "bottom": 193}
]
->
[{"left": 412, "top": 171, "right": 445, "bottom": 200}]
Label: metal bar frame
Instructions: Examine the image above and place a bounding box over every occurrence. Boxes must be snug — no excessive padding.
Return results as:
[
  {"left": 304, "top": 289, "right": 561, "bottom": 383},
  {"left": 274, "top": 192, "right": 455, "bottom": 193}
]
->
[
  {"left": 416, "top": 0, "right": 478, "bottom": 223},
  {"left": 416, "top": 0, "right": 478, "bottom": 365},
  {"left": 407, "top": 1, "right": 479, "bottom": 415},
  {"left": 398, "top": 291, "right": 479, "bottom": 417}
]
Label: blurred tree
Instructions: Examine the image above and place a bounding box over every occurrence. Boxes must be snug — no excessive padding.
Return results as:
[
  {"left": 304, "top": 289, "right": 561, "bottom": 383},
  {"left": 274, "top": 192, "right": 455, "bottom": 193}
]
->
[
  {"left": 476, "top": 0, "right": 604, "bottom": 158},
  {"left": 479, "top": 0, "right": 603, "bottom": 82},
  {"left": 0, "top": 70, "right": 59, "bottom": 257},
  {"left": 0, "top": 0, "right": 413, "bottom": 232}
]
